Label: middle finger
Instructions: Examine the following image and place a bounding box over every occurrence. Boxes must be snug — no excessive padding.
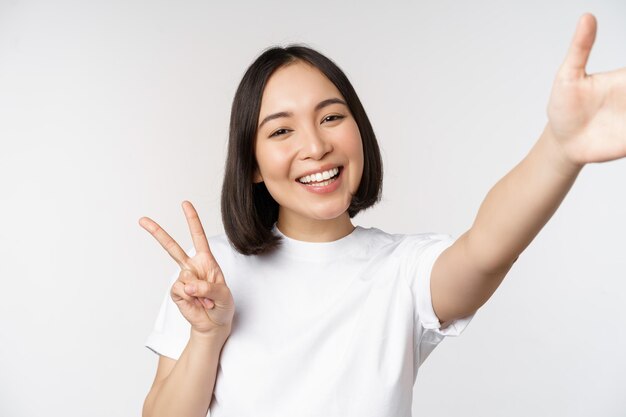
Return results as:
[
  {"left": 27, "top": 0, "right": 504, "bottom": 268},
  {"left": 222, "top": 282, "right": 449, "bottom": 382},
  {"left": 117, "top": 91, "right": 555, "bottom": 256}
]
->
[{"left": 181, "top": 201, "right": 214, "bottom": 260}]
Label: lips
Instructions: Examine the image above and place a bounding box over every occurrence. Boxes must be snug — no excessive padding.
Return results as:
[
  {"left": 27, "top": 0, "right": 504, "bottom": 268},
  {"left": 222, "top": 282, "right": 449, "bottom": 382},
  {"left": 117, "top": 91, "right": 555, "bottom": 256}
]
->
[
  {"left": 296, "top": 166, "right": 343, "bottom": 194},
  {"left": 296, "top": 165, "right": 342, "bottom": 184}
]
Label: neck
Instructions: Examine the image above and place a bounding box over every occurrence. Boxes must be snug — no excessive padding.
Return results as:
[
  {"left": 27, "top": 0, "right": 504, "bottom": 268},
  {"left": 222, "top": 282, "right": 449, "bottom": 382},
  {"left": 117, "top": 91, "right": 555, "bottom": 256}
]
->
[{"left": 276, "top": 210, "right": 355, "bottom": 242}]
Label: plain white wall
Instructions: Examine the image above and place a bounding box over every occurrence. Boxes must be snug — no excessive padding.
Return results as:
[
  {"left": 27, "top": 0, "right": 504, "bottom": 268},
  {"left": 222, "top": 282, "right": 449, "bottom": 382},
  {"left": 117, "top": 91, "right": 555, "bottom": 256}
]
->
[{"left": 1, "top": 0, "right": 625, "bottom": 416}]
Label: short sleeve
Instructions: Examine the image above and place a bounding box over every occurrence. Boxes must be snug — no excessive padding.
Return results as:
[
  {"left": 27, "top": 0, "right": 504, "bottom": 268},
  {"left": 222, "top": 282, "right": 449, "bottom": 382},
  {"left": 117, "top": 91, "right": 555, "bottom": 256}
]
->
[
  {"left": 404, "top": 234, "right": 475, "bottom": 367},
  {"left": 144, "top": 248, "right": 196, "bottom": 360}
]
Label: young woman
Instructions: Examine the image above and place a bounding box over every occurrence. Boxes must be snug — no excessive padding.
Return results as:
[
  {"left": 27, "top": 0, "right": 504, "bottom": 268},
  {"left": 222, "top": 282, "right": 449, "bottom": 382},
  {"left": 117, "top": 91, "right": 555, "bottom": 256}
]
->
[{"left": 139, "top": 13, "right": 625, "bottom": 417}]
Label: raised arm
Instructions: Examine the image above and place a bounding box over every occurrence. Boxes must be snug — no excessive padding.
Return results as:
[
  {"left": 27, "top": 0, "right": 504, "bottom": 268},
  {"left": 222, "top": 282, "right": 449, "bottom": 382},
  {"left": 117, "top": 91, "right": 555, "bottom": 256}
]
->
[{"left": 430, "top": 13, "right": 626, "bottom": 324}]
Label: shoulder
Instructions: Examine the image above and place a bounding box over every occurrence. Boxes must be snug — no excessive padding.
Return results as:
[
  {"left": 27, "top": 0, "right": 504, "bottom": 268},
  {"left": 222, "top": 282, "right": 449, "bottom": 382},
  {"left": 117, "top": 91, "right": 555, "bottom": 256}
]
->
[{"left": 357, "top": 225, "right": 452, "bottom": 253}]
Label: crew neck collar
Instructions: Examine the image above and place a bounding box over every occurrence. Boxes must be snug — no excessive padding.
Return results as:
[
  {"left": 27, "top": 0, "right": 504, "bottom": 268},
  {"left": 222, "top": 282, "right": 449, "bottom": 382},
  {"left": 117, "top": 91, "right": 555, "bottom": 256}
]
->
[{"left": 271, "top": 223, "right": 364, "bottom": 261}]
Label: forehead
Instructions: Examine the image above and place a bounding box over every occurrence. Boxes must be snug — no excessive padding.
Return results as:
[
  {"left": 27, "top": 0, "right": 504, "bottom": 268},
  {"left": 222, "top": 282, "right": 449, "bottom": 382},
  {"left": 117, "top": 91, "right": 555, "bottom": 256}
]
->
[{"left": 260, "top": 61, "right": 343, "bottom": 110}]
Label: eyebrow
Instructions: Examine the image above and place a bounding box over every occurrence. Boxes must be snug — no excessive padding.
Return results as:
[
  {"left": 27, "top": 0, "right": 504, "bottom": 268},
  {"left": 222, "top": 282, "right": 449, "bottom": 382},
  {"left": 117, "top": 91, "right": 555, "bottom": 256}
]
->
[{"left": 258, "top": 97, "right": 347, "bottom": 129}]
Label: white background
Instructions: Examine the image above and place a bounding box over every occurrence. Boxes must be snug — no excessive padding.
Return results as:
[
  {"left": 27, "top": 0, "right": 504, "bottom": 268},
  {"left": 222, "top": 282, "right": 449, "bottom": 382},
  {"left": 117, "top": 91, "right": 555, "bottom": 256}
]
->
[{"left": 1, "top": 1, "right": 625, "bottom": 416}]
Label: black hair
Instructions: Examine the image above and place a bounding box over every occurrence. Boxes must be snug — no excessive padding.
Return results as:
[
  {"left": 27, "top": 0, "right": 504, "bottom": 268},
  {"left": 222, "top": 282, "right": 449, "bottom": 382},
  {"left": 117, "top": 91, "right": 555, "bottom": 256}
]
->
[{"left": 221, "top": 45, "right": 383, "bottom": 255}]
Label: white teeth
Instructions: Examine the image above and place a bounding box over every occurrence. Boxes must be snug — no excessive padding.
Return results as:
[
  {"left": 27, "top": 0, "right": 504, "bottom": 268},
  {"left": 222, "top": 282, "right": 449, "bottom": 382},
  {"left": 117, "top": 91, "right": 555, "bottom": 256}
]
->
[
  {"left": 297, "top": 167, "right": 339, "bottom": 184},
  {"left": 314, "top": 178, "right": 334, "bottom": 186}
]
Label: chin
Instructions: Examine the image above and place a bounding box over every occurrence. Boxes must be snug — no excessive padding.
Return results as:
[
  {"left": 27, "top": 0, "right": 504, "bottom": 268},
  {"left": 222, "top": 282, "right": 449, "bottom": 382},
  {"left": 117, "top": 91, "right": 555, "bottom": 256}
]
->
[{"left": 306, "top": 202, "right": 351, "bottom": 221}]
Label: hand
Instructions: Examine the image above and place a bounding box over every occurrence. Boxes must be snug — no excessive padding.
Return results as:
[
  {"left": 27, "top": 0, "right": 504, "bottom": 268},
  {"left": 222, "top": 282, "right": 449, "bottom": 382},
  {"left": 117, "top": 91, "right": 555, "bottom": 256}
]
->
[
  {"left": 547, "top": 13, "right": 626, "bottom": 166},
  {"left": 139, "top": 201, "right": 235, "bottom": 337}
]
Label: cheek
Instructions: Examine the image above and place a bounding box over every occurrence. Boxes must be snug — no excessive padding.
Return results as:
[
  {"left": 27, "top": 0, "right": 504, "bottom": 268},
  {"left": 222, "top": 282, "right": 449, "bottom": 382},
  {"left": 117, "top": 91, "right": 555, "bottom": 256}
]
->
[
  {"left": 342, "top": 128, "right": 365, "bottom": 187},
  {"left": 255, "top": 143, "right": 292, "bottom": 180},
  {"left": 343, "top": 119, "right": 364, "bottom": 152}
]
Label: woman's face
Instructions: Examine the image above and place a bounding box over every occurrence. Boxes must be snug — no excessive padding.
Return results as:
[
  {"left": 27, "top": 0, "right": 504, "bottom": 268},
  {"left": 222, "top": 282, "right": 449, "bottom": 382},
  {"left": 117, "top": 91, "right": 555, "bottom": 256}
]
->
[{"left": 254, "top": 60, "right": 364, "bottom": 228}]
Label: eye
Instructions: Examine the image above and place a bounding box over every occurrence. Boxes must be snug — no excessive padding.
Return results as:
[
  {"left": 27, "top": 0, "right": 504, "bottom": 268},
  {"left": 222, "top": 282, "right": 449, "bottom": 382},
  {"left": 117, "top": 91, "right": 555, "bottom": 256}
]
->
[
  {"left": 322, "top": 114, "right": 345, "bottom": 123},
  {"left": 269, "top": 128, "right": 291, "bottom": 138}
]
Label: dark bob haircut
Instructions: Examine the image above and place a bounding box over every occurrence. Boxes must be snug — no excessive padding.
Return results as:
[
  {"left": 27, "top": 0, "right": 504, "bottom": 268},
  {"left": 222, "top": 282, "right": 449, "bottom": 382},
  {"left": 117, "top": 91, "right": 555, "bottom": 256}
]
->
[{"left": 221, "top": 45, "right": 383, "bottom": 256}]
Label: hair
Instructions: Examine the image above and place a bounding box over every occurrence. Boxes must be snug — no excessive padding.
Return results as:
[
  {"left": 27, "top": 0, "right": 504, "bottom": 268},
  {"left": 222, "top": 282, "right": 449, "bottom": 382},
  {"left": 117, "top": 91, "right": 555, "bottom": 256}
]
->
[{"left": 221, "top": 44, "right": 383, "bottom": 256}]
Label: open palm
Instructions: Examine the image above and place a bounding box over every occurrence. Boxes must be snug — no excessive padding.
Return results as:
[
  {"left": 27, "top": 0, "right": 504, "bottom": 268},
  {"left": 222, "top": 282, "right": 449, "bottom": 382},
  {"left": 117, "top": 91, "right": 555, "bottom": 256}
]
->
[{"left": 547, "top": 13, "right": 626, "bottom": 166}]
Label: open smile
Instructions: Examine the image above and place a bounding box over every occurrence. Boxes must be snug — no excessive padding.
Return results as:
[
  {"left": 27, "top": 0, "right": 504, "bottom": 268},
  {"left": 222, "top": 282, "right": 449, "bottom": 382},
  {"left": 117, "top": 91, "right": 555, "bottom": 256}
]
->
[
  {"left": 296, "top": 166, "right": 343, "bottom": 194},
  {"left": 296, "top": 166, "right": 342, "bottom": 184}
]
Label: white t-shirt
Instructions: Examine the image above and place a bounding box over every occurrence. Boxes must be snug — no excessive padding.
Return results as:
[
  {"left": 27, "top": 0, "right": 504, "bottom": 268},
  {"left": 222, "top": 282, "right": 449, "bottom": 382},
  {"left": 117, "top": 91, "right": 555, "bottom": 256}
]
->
[{"left": 145, "top": 225, "right": 474, "bottom": 417}]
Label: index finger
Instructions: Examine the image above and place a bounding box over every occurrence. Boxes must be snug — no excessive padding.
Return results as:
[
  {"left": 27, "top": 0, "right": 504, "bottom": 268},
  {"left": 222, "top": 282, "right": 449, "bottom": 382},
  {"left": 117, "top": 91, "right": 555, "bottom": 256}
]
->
[{"left": 139, "top": 216, "right": 191, "bottom": 269}]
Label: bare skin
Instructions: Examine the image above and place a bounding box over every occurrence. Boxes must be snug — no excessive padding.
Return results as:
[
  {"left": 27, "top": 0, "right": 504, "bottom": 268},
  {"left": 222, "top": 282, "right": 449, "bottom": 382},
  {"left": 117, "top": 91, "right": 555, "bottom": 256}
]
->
[
  {"left": 139, "top": 201, "right": 235, "bottom": 417},
  {"left": 139, "top": 13, "right": 624, "bottom": 415},
  {"left": 431, "top": 13, "right": 626, "bottom": 324},
  {"left": 139, "top": 200, "right": 235, "bottom": 334}
]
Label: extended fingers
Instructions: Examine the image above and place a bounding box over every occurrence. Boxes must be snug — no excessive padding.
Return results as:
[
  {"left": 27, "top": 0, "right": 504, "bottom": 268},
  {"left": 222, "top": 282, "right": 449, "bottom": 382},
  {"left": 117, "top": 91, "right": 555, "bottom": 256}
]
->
[
  {"left": 139, "top": 216, "right": 190, "bottom": 269},
  {"left": 181, "top": 201, "right": 214, "bottom": 259},
  {"left": 560, "top": 13, "right": 597, "bottom": 80}
]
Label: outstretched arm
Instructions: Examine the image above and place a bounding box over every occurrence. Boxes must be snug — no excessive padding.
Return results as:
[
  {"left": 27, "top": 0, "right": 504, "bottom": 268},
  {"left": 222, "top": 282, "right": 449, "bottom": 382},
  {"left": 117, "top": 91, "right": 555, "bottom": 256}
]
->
[{"left": 430, "top": 13, "right": 626, "bottom": 324}]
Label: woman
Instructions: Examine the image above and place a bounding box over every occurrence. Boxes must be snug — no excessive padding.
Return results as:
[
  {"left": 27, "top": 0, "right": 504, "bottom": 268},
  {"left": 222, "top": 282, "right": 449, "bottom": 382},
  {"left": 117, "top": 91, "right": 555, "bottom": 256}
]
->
[{"left": 140, "top": 13, "right": 625, "bottom": 417}]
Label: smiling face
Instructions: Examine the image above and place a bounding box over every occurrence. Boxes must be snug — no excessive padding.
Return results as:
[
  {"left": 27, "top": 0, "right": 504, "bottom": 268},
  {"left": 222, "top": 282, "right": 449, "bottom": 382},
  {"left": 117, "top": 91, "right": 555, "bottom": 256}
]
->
[{"left": 253, "top": 60, "right": 364, "bottom": 239}]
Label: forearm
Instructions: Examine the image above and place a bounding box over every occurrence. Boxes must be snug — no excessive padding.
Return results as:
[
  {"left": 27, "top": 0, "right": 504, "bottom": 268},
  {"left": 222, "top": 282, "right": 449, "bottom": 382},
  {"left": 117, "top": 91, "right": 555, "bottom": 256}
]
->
[
  {"left": 143, "top": 329, "right": 229, "bottom": 417},
  {"left": 466, "top": 124, "right": 584, "bottom": 273}
]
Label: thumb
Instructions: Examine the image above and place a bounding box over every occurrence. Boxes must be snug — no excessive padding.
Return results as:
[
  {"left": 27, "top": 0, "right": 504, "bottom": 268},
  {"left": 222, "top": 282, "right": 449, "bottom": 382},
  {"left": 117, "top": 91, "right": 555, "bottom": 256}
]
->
[{"left": 559, "top": 13, "right": 597, "bottom": 80}]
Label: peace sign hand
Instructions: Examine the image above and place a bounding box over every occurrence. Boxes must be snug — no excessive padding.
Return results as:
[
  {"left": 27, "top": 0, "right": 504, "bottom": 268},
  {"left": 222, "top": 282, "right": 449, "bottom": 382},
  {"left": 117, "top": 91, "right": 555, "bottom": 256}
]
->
[{"left": 139, "top": 201, "right": 235, "bottom": 338}]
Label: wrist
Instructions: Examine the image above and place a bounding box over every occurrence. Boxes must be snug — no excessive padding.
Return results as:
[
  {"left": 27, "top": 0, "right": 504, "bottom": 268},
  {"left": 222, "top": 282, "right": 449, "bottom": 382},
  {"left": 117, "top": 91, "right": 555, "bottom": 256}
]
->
[
  {"left": 190, "top": 327, "right": 231, "bottom": 345},
  {"left": 541, "top": 123, "right": 586, "bottom": 177}
]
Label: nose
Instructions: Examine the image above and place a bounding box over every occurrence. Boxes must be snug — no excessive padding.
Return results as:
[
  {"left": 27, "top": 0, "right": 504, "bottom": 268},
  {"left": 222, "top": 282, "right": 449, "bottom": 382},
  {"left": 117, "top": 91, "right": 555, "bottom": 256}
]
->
[{"left": 299, "top": 127, "right": 333, "bottom": 161}]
